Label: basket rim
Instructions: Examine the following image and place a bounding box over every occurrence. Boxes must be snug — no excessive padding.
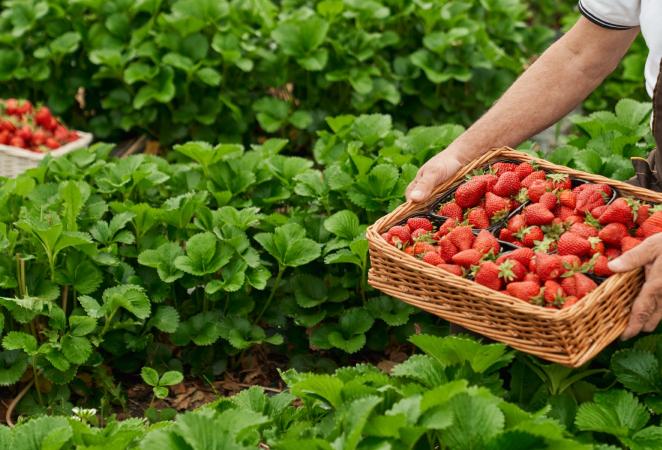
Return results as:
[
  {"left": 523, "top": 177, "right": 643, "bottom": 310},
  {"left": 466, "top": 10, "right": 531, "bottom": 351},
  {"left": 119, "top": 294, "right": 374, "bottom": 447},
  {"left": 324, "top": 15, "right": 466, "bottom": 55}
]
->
[
  {"left": 0, "top": 131, "right": 93, "bottom": 161},
  {"left": 367, "top": 146, "right": 657, "bottom": 319}
]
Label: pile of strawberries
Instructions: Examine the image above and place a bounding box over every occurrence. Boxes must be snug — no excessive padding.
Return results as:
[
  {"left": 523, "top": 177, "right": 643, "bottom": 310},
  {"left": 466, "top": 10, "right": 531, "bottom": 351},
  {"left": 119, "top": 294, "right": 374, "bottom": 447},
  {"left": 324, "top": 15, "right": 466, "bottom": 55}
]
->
[
  {"left": 0, "top": 99, "right": 80, "bottom": 152},
  {"left": 383, "top": 160, "right": 662, "bottom": 310}
]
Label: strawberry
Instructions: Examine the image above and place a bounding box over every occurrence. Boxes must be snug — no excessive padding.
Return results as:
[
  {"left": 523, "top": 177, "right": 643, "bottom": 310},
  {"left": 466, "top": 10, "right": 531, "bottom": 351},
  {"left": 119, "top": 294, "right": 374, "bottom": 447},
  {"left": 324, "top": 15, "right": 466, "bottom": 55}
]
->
[
  {"left": 411, "top": 229, "right": 431, "bottom": 241},
  {"left": 535, "top": 253, "right": 564, "bottom": 281},
  {"left": 562, "top": 296, "right": 580, "bottom": 309},
  {"left": 448, "top": 226, "right": 474, "bottom": 251},
  {"left": 547, "top": 173, "right": 571, "bottom": 190},
  {"left": 475, "top": 262, "right": 503, "bottom": 290},
  {"left": 435, "top": 218, "right": 458, "bottom": 239},
  {"left": 570, "top": 222, "right": 598, "bottom": 239},
  {"left": 588, "top": 236, "right": 605, "bottom": 255},
  {"left": 467, "top": 207, "right": 490, "bottom": 229},
  {"left": 492, "top": 162, "right": 518, "bottom": 176},
  {"left": 515, "top": 162, "right": 535, "bottom": 180},
  {"left": 492, "top": 171, "right": 521, "bottom": 197},
  {"left": 560, "top": 254, "right": 582, "bottom": 271},
  {"left": 590, "top": 205, "right": 608, "bottom": 219},
  {"left": 639, "top": 221, "right": 662, "bottom": 238},
  {"left": 524, "top": 203, "right": 554, "bottom": 225},
  {"left": 598, "top": 222, "right": 628, "bottom": 246},
  {"left": 593, "top": 254, "right": 613, "bottom": 277},
  {"left": 605, "top": 247, "right": 621, "bottom": 259},
  {"left": 524, "top": 273, "right": 541, "bottom": 284},
  {"left": 573, "top": 273, "right": 598, "bottom": 299},
  {"left": 407, "top": 217, "right": 433, "bottom": 232},
  {"left": 559, "top": 190, "right": 576, "bottom": 208},
  {"left": 485, "top": 192, "right": 511, "bottom": 219},
  {"left": 497, "top": 247, "right": 535, "bottom": 267},
  {"left": 521, "top": 170, "right": 546, "bottom": 188},
  {"left": 499, "top": 228, "right": 514, "bottom": 242},
  {"left": 598, "top": 198, "right": 634, "bottom": 225},
  {"left": 439, "top": 202, "right": 463, "bottom": 221},
  {"left": 452, "top": 249, "right": 483, "bottom": 267},
  {"left": 438, "top": 238, "right": 459, "bottom": 262},
  {"left": 500, "top": 259, "right": 527, "bottom": 281},
  {"left": 455, "top": 178, "right": 487, "bottom": 208},
  {"left": 423, "top": 251, "right": 444, "bottom": 266},
  {"left": 639, "top": 211, "right": 662, "bottom": 238},
  {"left": 507, "top": 281, "right": 541, "bottom": 301},
  {"left": 437, "top": 264, "right": 464, "bottom": 276},
  {"left": 637, "top": 204, "right": 651, "bottom": 225},
  {"left": 517, "top": 226, "right": 543, "bottom": 247},
  {"left": 564, "top": 214, "right": 584, "bottom": 225},
  {"left": 575, "top": 184, "right": 610, "bottom": 213},
  {"left": 507, "top": 214, "right": 527, "bottom": 233},
  {"left": 473, "top": 174, "right": 499, "bottom": 191},
  {"left": 473, "top": 229, "right": 500, "bottom": 255},
  {"left": 527, "top": 179, "right": 547, "bottom": 202},
  {"left": 543, "top": 280, "right": 565, "bottom": 304},
  {"left": 538, "top": 192, "right": 558, "bottom": 211},
  {"left": 621, "top": 236, "right": 642, "bottom": 253},
  {"left": 386, "top": 225, "right": 411, "bottom": 247},
  {"left": 558, "top": 232, "right": 591, "bottom": 256}
]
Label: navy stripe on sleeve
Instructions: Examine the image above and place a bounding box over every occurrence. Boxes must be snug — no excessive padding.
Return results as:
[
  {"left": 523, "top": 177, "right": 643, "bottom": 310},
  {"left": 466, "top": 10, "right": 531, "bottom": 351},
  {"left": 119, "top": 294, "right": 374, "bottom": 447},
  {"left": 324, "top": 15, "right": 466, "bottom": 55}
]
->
[{"left": 578, "top": 1, "right": 635, "bottom": 30}]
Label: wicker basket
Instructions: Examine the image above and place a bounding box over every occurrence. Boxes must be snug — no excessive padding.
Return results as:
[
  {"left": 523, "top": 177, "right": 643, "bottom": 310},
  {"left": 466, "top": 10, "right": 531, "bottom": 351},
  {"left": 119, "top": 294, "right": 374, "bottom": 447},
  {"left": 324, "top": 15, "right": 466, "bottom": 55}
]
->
[
  {"left": 367, "top": 147, "right": 662, "bottom": 367},
  {"left": 0, "top": 131, "right": 94, "bottom": 178}
]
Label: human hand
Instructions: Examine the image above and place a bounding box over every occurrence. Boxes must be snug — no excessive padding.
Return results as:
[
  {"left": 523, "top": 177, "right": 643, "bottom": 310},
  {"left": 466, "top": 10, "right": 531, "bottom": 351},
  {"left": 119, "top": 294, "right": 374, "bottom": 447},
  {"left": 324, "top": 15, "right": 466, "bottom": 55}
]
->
[
  {"left": 608, "top": 233, "right": 662, "bottom": 340},
  {"left": 405, "top": 150, "right": 465, "bottom": 203}
]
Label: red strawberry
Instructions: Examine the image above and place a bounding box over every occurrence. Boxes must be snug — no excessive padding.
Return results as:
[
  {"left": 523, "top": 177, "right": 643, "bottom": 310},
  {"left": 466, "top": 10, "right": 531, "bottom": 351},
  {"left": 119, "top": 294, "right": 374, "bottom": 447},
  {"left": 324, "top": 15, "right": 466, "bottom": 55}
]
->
[
  {"left": 437, "top": 264, "right": 463, "bottom": 276},
  {"left": 410, "top": 242, "right": 436, "bottom": 255},
  {"left": 473, "top": 174, "right": 499, "bottom": 191},
  {"left": 507, "top": 214, "right": 527, "bottom": 233},
  {"left": 575, "top": 184, "right": 610, "bottom": 213},
  {"left": 515, "top": 162, "right": 534, "bottom": 180},
  {"left": 637, "top": 204, "right": 651, "bottom": 225},
  {"left": 423, "top": 251, "right": 444, "bottom": 266},
  {"left": 535, "top": 253, "right": 564, "bottom": 281},
  {"left": 621, "top": 236, "right": 642, "bottom": 253},
  {"left": 559, "top": 190, "right": 576, "bottom": 209},
  {"left": 506, "top": 281, "right": 541, "bottom": 301},
  {"left": 564, "top": 214, "right": 584, "bottom": 225},
  {"left": 605, "top": 247, "right": 621, "bottom": 259},
  {"left": 539, "top": 192, "right": 558, "bottom": 211},
  {"left": 499, "top": 259, "right": 527, "bottom": 281},
  {"left": 543, "top": 280, "right": 565, "bottom": 304},
  {"left": 639, "top": 211, "right": 662, "bottom": 238},
  {"left": 439, "top": 202, "right": 463, "bottom": 221},
  {"left": 452, "top": 249, "right": 483, "bottom": 267},
  {"left": 521, "top": 170, "right": 546, "bottom": 188},
  {"left": 517, "top": 226, "right": 543, "bottom": 247},
  {"left": 435, "top": 218, "right": 458, "bottom": 239},
  {"left": 407, "top": 217, "right": 433, "bottom": 232},
  {"left": 558, "top": 232, "right": 591, "bottom": 256},
  {"left": 467, "top": 207, "right": 490, "bottom": 229},
  {"left": 593, "top": 254, "right": 613, "bottom": 277},
  {"left": 411, "top": 228, "right": 431, "bottom": 241},
  {"left": 438, "top": 238, "right": 459, "bottom": 262},
  {"left": 560, "top": 254, "right": 582, "bottom": 272},
  {"left": 573, "top": 273, "right": 598, "bottom": 299},
  {"left": 527, "top": 179, "right": 547, "bottom": 202},
  {"left": 497, "top": 247, "right": 535, "bottom": 267},
  {"left": 524, "top": 273, "right": 540, "bottom": 284},
  {"left": 473, "top": 229, "right": 500, "bottom": 255},
  {"left": 547, "top": 173, "right": 571, "bottom": 190},
  {"left": 455, "top": 178, "right": 487, "bottom": 209},
  {"left": 598, "top": 198, "right": 634, "bottom": 225},
  {"left": 590, "top": 205, "right": 608, "bottom": 219},
  {"left": 448, "top": 226, "right": 474, "bottom": 251},
  {"left": 485, "top": 192, "right": 511, "bottom": 219},
  {"left": 492, "top": 171, "right": 521, "bottom": 197},
  {"left": 570, "top": 222, "right": 599, "bottom": 239},
  {"left": 386, "top": 225, "right": 411, "bottom": 246},
  {"left": 562, "top": 296, "right": 580, "bottom": 309},
  {"left": 499, "top": 228, "right": 514, "bottom": 242},
  {"left": 588, "top": 237, "right": 605, "bottom": 255},
  {"left": 492, "top": 162, "right": 518, "bottom": 176},
  {"left": 598, "top": 223, "right": 628, "bottom": 246},
  {"left": 639, "top": 221, "right": 662, "bottom": 238},
  {"left": 475, "top": 262, "right": 503, "bottom": 290},
  {"left": 524, "top": 203, "right": 554, "bottom": 225}
]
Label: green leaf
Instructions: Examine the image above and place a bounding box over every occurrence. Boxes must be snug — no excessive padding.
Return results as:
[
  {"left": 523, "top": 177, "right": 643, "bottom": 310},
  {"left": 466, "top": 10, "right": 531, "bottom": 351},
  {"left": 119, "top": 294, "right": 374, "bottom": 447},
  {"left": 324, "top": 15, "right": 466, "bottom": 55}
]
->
[
  {"left": 141, "top": 367, "right": 160, "bottom": 386},
  {"left": 149, "top": 306, "right": 180, "bottom": 333},
  {"left": 324, "top": 210, "right": 361, "bottom": 240},
  {"left": 410, "top": 335, "right": 513, "bottom": 373},
  {"left": 133, "top": 66, "right": 175, "bottom": 109},
  {"left": 196, "top": 67, "right": 222, "bottom": 86},
  {"left": 391, "top": 354, "right": 447, "bottom": 387},
  {"left": 575, "top": 390, "right": 649, "bottom": 437},
  {"left": 254, "top": 223, "right": 321, "bottom": 268},
  {"left": 350, "top": 114, "right": 392, "bottom": 147},
  {"left": 61, "top": 335, "right": 92, "bottom": 365},
  {"left": 611, "top": 349, "right": 662, "bottom": 394},
  {"left": 0, "top": 350, "right": 28, "bottom": 386},
  {"left": 103, "top": 285, "right": 151, "bottom": 320},
  {"left": 272, "top": 17, "right": 329, "bottom": 56},
  {"left": 622, "top": 426, "right": 662, "bottom": 450},
  {"left": 440, "top": 393, "right": 505, "bottom": 450},
  {"left": 50, "top": 31, "right": 81, "bottom": 55},
  {"left": 138, "top": 242, "right": 185, "bottom": 283},
  {"left": 572, "top": 149, "right": 603, "bottom": 174},
  {"left": 3, "top": 331, "right": 37, "bottom": 354},
  {"left": 69, "top": 316, "right": 97, "bottom": 336},
  {"left": 290, "top": 374, "right": 343, "bottom": 408},
  {"left": 160, "top": 370, "right": 184, "bottom": 386},
  {"left": 175, "top": 232, "right": 233, "bottom": 276}
]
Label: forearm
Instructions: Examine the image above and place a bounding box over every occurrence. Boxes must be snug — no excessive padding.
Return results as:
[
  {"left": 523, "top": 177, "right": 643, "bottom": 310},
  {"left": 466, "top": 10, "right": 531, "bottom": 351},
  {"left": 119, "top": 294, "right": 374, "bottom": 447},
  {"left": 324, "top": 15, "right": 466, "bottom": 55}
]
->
[{"left": 446, "top": 17, "right": 639, "bottom": 164}]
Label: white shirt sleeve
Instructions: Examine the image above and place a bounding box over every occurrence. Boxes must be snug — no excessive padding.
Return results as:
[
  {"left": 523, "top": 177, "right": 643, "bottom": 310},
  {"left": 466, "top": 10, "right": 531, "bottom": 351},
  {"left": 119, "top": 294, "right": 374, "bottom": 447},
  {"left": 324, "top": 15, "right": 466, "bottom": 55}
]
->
[{"left": 578, "top": 0, "right": 640, "bottom": 29}]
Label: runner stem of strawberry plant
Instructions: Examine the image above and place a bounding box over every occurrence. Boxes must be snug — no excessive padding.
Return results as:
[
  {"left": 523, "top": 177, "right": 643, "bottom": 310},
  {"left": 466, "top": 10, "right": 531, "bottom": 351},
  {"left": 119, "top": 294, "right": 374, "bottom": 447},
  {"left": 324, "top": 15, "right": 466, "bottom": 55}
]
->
[
  {"left": 254, "top": 265, "right": 285, "bottom": 324},
  {"left": 61, "top": 285, "right": 69, "bottom": 315}
]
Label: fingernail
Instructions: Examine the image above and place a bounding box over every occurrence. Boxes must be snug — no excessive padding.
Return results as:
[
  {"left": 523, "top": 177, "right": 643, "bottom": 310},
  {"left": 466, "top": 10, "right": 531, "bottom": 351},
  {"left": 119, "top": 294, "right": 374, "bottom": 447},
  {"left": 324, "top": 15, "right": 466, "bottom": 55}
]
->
[
  {"left": 608, "top": 259, "right": 624, "bottom": 272},
  {"left": 410, "top": 190, "right": 423, "bottom": 201}
]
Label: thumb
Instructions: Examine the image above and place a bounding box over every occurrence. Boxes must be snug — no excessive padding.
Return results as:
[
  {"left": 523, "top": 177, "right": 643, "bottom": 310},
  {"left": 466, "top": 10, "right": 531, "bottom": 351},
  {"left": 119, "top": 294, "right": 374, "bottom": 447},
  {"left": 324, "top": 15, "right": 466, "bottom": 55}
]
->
[
  {"left": 609, "top": 241, "right": 657, "bottom": 272},
  {"left": 409, "top": 171, "right": 442, "bottom": 202}
]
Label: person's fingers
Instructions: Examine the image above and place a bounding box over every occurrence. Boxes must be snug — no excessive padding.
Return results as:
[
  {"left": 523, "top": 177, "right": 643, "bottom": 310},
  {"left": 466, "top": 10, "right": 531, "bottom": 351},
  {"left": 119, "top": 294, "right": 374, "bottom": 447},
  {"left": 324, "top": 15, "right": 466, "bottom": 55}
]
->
[
  {"left": 409, "top": 169, "right": 443, "bottom": 202},
  {"left": 643, "top": 306, "right": 662, "bottom": 332},
  {"left": 622, "top": 258, "right": 662, "bottom": 339},
  {"left": 405, "top": 168, "right": 426, "bottom": 201},
  {"left": 609, "top": 234, "right": 662, "bottom": 272}
]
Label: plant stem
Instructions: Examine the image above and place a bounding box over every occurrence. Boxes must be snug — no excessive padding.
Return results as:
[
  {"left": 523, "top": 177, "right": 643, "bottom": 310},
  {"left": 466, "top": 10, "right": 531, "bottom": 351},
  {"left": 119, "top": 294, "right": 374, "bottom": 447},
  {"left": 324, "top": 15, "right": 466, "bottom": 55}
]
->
[
  {"left": 254, "top": 265, "right": 285, "bottom": 324},
  {"left": 61, "top": 285, "right": 69, "bottom": 315},
  {"left": 31, "top": 358, "right": 43, "bottom": 406}
]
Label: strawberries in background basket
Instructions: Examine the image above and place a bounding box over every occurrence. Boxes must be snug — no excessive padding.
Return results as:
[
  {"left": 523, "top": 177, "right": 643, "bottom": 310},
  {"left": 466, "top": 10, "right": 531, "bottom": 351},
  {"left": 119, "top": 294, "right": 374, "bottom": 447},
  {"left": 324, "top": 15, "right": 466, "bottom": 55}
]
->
[
  {"left": 384, "top": 159, "right": 662, "bottom": 310},
  {"left": 0, "top": 99, "right": 79, "bottom": 153}
]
